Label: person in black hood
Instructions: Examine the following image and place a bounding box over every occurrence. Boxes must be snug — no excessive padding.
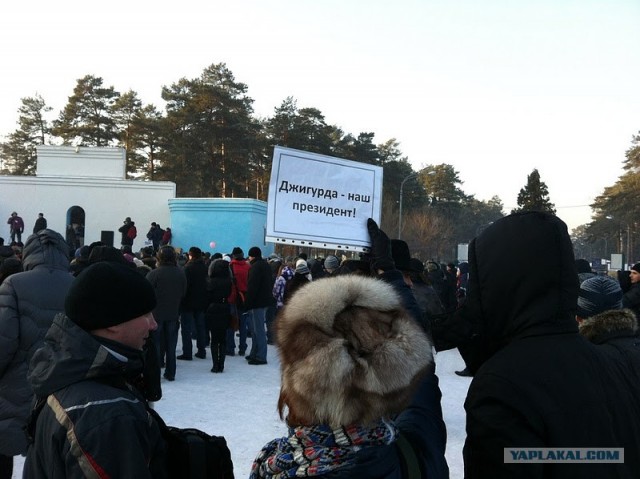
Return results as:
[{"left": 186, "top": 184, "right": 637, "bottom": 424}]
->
[
  {"left": 460, "top": 211, "right": 640, "bottom": 478},
  {"left": 0, "top": 229, "right": 73, "bottom": 478}
]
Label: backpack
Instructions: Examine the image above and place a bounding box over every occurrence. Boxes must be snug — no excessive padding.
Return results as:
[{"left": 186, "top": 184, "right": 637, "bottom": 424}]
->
[
  {"left": 27, "top": 390, "right": 234, "bottom": 479},
  {"left": 127, "top": 225, "right": 137, "bottom": 239},
  {"left": 147, "top": 407, "right": 235, "bottom": 479}
]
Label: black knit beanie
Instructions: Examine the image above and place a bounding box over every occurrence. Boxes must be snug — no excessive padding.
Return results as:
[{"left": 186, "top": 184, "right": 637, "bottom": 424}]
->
[
  {"left": 65, "top": 262, "right": 157, "bottom": 331},
  {"left": 632, "top": 263, "right": 640, "bottom": 274}
]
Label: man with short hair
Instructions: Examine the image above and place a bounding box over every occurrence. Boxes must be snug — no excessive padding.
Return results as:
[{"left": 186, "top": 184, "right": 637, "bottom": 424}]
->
[
  {"left": 147, "top": 246, "right": 187, "bottom": 381},
  {"left": 6, "top": 212, "right": 24, "bottom": 245},
  {"left": 23, "top": 261, "right": 167, "bottom": 478},
  {"left": 32, "top": 213, "right": 47, "bottom": 235},
  {"left": 244, "top": 246, "right": 274, "bottom": 365}
]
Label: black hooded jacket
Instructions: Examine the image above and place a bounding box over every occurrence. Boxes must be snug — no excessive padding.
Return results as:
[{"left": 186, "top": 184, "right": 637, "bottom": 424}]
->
[
  {"left": 0, "top": 229, "right": 73, "bottom": 456},
  {"left": 461, "top": 212, "right": 640, "bottom": 478}
]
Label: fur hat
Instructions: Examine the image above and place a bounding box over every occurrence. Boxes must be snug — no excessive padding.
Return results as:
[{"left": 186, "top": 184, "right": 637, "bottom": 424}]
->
[
  {"left": 324, "top": 255, "right": 340, "bottom": 271},
  {"left": 577, "top": 275, "right": 623, "bottom": 318},
  {"left": 276, "top": 275, "right": 432, "bottom": 427},
  {"left": 65, "top": 262, "right": 157, "bottom": 331}
]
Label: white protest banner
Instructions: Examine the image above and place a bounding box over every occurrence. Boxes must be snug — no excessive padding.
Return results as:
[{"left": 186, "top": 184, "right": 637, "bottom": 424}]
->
[{"left": 266, "top": 146, "right": 383, "bottom": 252}]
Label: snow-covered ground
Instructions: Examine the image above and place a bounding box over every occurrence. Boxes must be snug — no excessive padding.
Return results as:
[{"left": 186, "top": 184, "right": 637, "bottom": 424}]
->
[{"left": 13, "top": 343, "right": 470, "bottom": 478}]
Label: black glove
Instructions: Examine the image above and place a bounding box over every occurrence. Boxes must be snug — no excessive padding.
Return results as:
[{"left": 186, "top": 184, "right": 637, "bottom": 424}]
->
[{"left": 367, "top": 218, "right": 395, "bottom": 273}]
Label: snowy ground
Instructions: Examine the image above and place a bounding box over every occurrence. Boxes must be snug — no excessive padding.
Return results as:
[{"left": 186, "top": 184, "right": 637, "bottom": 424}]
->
[{"left": 13, "top": 343, "right": 470, "bottom": 478}]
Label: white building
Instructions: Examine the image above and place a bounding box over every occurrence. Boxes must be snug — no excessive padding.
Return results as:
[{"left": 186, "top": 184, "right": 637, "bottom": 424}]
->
[{"left": 0, "top": 146, "right": 175, "bottom": 252}]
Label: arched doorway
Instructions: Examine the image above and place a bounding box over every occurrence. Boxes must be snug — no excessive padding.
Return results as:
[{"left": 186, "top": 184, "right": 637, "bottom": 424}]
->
[{"left": 66, "top": 206, "right": 85, "bottom": 254}]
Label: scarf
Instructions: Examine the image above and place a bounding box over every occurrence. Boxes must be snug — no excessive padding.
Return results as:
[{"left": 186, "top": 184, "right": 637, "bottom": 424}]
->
[{"left": 250, "top": 419, "right": 398, "bottom": 478}]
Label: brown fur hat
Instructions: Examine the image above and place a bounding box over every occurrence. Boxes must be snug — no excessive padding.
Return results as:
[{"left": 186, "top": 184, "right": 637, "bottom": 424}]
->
[{"left": 276, "top": 274, "right": 432, "bottom": 427}]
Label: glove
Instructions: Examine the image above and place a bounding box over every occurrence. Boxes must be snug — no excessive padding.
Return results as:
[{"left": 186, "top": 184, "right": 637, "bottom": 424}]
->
[{"left": 367, "top": 218, "right": 395, "bottom": 273}]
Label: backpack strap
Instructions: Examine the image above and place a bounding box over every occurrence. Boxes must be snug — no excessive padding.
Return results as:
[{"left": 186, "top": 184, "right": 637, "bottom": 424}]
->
[{"left": 396, "top": 432, "right": 423, "bottom": 479}]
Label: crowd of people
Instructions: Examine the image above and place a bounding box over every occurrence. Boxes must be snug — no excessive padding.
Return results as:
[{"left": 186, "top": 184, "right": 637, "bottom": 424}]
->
[{"left": 0, "top": 211, "right": 638, "bottom": 478}]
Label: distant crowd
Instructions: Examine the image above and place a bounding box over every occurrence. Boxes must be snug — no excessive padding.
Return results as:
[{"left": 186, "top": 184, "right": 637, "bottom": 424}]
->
[{"left": 1, "top": 211, "right": 639, "bottom": 478}]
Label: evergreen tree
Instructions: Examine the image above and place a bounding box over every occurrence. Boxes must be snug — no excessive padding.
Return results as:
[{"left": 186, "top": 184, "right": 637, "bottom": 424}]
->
[
  {"left": 511, "top": 168, "right": 556, "bottom": 214},
  {"left": 112, "top": 90, "right": 145, "bottom": 178},
  {"left": 134, "top": 104, "right": 165, "bottom": 180},
  {"left": 0, "top": 94, "right": 52, "bottom": 175},
  {"left": 160, "top": 63, "right": 260, "bottom": 197},
  {"left": 52, "top": 75, "right": 120, "bottom": 146},
  {"left": 264, "top": 98, "right": 335, "bottom": 156}
]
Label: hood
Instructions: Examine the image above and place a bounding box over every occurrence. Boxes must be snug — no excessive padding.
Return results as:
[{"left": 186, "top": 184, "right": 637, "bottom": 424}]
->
[
  {"left": 21, "top": 229, "right": 69, "bottom": 272},
  {"left": 459, "top": 212, "right": 579, "bottom": 367},
  {"left": 209, "top": 258, "right": 230, "bottom": 278},
  {"left": 28, "top": 314, "right": 144, "bottom": 397},
  {"left": 579, "top": 308, "right": 638, "bottom": 343}
]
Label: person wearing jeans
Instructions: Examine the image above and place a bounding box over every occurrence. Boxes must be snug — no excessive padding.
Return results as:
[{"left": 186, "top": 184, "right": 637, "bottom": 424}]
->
[
  {"left": 178, "top": 247, "right": 208, "bottom": 360},
  {"left": 179, "top": 310, "right": 206, "bottom": 359},
  {"left": 247, "top": 307, "right": 268, "bottom": 364},
  {"left": 146, "top": 246, "right": 186, "bottom": 380},
  {"left": 244, "top": 246, "right": 275, "bottom": 365}
]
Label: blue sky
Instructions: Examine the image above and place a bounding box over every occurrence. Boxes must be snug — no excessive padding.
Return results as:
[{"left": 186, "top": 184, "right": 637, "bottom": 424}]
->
[{"left": 2, "top": 0, "right": 639, "bottom": 230}]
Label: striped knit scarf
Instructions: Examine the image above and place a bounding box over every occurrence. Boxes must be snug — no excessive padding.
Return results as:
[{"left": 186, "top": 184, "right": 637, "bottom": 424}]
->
[{"left": 250, "top": 420, "right": 398, "bottom": 478}]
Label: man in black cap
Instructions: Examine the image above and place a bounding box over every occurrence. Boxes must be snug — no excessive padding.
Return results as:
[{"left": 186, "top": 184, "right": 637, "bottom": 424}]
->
[{"left": 23, "top": 262, "right": 167, "bottom": 478}]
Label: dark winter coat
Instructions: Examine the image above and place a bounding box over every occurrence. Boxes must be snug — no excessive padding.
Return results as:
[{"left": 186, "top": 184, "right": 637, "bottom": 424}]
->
[
  {"left": 412, "top": 280, "right": 446, "bottom": 324},
  {"left": 622, "top": 282, "right": 640, "bottom": 319},
  {"left": 461, "top": 212, "right": 640, "bottom": 478},
  {"left": 0, "top": 229, "right": 73, "bottom": 456},
  {"left": 245, "top": 257, "right": 274, "bottom": 310},
  {"left": 33, "top": 217, "right": 47, "bottom": 235},
  {"left": 181, "top": 258, "right": 208, "bottom": 312},
  {"left": 206, "top": 259, "right": 232, "bottom": 334},
  {"left": 427, "top": 268, "right": 456, "bottom": 312},
  {"left": 282, "top": 273, "right": 310, "bottom": 305},
  {"left": 146, "top": 262, "right": 187, "bottom": 324},
  {"left": 579, "top": 308, "right": 640, "bottom": 376},
  {"left": 118, "top": 221, "right": 135, "bottom": 246},
  {"left": 24, "top": 315, "right": 167, "bottom": 478},
  {"left": 380, "top": 269, "right": 426, "bottom": 333}
]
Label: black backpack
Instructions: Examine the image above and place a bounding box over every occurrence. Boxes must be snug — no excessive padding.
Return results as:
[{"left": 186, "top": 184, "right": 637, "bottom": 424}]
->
[{"left": 147, "top": 407, "right": 235, "bottom": 479}]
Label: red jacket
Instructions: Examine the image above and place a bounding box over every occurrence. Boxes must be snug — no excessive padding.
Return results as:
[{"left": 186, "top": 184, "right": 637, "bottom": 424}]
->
[{"left": 228, "top": 259, "right": 249, "bottom": 304}]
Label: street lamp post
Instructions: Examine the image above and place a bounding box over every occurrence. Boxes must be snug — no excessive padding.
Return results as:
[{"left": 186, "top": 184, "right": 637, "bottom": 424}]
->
[{"left": 398, "top": 170, "right": 428, "bottom": 239}]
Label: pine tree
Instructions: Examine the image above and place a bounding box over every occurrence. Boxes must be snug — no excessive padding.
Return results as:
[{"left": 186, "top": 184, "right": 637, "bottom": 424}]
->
[
  {"left": 52, "top": 75, "right": 120, "bottom": 146},
  {"left": 0, "top": 94, "right": 52, "bottom": 175},
  {"left": 512, "top": 169, "right": 556, "bottom": 214}
]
